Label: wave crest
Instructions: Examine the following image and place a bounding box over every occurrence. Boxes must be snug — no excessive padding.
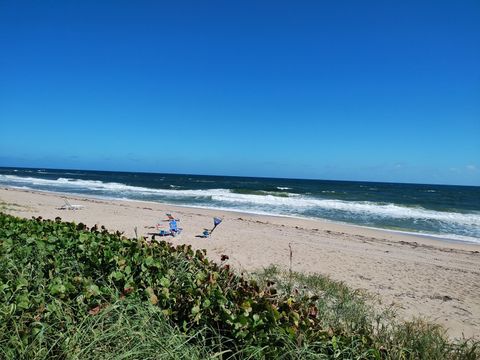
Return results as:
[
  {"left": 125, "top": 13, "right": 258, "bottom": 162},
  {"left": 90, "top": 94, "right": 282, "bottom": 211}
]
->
[{"left": 1, "top": 174, "right": 479, "bottom": 240}]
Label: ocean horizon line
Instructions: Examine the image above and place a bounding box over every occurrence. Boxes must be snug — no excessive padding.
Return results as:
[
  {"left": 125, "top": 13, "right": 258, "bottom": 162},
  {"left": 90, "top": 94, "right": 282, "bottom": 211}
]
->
[{"left": 1, "top": 165, "right": 478, "bottom": 188}]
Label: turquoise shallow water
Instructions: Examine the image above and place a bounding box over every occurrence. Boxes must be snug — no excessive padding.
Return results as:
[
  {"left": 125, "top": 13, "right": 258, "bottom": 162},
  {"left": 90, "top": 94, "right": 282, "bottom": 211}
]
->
[{"left": 1, "top": 167, "right": 479, "bottom": 243}]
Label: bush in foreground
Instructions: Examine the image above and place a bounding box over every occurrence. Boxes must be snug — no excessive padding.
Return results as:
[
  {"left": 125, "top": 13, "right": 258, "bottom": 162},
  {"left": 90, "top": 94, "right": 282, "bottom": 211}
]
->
[{"left": 0, "top": 213, "right": 478, "bottom": 359}]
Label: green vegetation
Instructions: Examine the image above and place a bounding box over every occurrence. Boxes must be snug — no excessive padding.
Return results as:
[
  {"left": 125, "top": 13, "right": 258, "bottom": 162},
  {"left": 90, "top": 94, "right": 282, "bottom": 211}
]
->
[
  {"left": 0, "top": 213, "right": 478, "bottom": 359},
  {"left": 252, "top": 266, "right": 479, "bottom": 359}
]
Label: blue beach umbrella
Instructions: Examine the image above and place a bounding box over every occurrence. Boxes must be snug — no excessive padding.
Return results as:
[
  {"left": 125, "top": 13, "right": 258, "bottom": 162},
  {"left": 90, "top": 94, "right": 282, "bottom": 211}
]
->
[{"left": 211, "top": 217, "right": 222, "bottom": 234}]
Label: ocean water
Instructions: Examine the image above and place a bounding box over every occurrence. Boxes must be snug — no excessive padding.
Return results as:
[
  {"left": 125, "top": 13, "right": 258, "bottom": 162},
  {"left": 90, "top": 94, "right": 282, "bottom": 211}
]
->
[{"left": 1, "top": 167, "right": 479, "bottom": 243}]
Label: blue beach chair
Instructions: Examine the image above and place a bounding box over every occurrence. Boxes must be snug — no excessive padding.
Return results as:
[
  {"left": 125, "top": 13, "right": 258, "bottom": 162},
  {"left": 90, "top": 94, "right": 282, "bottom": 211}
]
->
[{"left": 169, "top": 220, "right": 182, "bottom": 236}]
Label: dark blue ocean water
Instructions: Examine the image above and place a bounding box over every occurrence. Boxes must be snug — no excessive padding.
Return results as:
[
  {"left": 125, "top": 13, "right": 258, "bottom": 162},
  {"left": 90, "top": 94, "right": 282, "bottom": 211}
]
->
[{"left": 1, "top": 167, "right": 479, "bottom": 243}]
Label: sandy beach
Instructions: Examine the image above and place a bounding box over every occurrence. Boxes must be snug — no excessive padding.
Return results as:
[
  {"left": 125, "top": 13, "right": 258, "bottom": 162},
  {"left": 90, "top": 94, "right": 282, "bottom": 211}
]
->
[{"left": 1, "top": 187, "right": 479, "bottom": 340}]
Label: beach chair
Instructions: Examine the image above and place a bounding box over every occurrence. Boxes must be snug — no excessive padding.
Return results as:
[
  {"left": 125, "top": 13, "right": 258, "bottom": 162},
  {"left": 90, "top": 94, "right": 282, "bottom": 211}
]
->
[
  {"left": 195, "top": 229, "right": 210, "bottom": 238},
  {"left": 59, "top": 199, "right": 84, "bottom": 210},
  {"left": 169, "top": 220, "right": 183, "bottom": 236},
  {"left": 149, "top": 220, "right": 182, "bottom": 240}
]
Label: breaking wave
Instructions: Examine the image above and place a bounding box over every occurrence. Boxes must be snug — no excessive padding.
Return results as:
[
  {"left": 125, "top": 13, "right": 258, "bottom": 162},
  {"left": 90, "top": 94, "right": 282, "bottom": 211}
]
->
[{"left": 1, "top": 174, "right": 479, "bottom": 243}]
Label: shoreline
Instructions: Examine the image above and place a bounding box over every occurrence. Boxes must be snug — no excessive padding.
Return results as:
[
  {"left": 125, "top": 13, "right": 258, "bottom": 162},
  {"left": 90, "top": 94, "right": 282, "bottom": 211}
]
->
[
  {"left": 1, "top": 186, "right": 479, "bottom": 340},
  {"left": 4, "top": 185, "right": 479, "bottom": 246}
]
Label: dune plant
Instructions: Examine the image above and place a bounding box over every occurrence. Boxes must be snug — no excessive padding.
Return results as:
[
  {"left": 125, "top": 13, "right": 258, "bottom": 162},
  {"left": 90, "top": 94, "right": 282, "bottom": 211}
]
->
[{"left": 0, "top": 213, "right": 478, "bottom": 359}]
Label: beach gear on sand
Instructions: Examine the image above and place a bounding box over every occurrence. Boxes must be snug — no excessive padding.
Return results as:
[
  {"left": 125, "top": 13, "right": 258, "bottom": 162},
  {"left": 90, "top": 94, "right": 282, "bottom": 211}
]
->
[
  {"left": 149, "top": 218, "right": 183, "bottom": 239},
  {"left": 150, "top": 229, "right": 173, "bottom": 239},
  {"left": 169, "top": 219, "right": 183, "bottom": 236},
  {"left": 58, "top": 198, "right": 84, "bottom": 210},
  {"left": 196, "top": 217, "right": 222, "bottom": 238},
  {"left": 157, "top": 213, "right": 180, "bottom": 227},
  {"left": 165, "top": 213, "right": 180, "bottom": 221},
  {"left": 211, "top": 217, "right": 222, "bottom": 234}
]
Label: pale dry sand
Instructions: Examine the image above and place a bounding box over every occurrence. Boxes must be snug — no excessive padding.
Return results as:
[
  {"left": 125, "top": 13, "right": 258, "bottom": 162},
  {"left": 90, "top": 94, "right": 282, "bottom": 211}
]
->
[{"left": 1, "top": 187, "right": 479, "bottom": 340}]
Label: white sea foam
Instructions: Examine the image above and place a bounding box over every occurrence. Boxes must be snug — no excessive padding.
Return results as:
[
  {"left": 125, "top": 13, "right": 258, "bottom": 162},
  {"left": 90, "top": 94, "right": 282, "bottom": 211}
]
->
[
  {"left": 0, "top": 175, "right": 225, "bottom": 197},
  {"left": 388, "top": 230, "right": 480, "bottom": 244},
  {"left": 1, "top": 175, "right": 479, "bottom": 231},
  {"left": 276, "top": 187, "right": 291, "bottom": 190},
  {"left": 211, "top": 193, "right": 480, "bottom": 226}
]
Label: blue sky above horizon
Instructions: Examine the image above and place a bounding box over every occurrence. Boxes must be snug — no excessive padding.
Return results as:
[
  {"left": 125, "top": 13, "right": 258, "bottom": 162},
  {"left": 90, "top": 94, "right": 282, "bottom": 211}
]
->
[{"left": 1, "top": 1, "right": 479, "bottom": 186}]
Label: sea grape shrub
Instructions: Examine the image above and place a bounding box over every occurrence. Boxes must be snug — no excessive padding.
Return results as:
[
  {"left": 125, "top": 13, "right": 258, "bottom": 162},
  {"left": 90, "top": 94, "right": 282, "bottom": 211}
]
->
[{"left": 0, "top": 213, "right": 373, "bottom": 357}]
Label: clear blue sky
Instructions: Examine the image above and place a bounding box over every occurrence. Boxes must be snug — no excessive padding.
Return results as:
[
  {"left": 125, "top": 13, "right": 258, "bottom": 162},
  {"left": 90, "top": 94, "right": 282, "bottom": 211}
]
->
[{"left": 1, "top": 1, "right": 479, "bottom": 185}]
